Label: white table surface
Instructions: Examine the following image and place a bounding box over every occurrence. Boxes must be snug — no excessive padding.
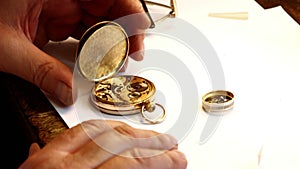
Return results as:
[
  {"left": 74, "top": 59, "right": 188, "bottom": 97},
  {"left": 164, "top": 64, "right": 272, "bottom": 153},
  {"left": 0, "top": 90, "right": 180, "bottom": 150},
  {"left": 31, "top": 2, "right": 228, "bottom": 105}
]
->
[{"left": 43, "top": 0, "right": 300, "bottom": 168}]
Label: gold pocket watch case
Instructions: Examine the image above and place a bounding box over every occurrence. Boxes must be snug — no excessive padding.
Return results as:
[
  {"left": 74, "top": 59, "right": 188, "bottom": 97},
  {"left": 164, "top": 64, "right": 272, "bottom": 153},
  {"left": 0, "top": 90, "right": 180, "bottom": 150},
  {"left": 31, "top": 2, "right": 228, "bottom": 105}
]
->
[
  {"left": 202, "top": 90, "right": 234, "bottom": 113},
  {"left": 76, "top": 21, "right": 166, "bottom": 124}
]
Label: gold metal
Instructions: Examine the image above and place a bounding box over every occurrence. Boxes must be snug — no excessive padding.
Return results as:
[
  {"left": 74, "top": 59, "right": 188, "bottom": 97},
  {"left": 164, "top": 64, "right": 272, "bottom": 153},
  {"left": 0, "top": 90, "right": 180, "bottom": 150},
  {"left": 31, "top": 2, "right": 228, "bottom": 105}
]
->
[
  {"left": 77, "top": 21, "right": 166, "bottom": 124},
  {"left": 76, "top": 21, "right": 129, "bottom": 82},
  {"left": 202, "top": 90, "right": 234, "bottom": 113},
  {"left": 141, "top": 103, "right": 166, "bottom": 124},
  {"left": 90, "top": 75, "right": 156, "bottom": 114},
  {"left": 140, "top": 0, "right": 177, "bottom": 28}
]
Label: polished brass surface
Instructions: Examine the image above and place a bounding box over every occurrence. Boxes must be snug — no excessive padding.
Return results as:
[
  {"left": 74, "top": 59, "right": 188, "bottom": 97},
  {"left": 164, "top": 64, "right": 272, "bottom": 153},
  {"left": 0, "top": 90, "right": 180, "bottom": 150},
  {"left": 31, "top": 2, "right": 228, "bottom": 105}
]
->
[{"left": 140, "top": 0, "right": 177, "bottom": 28}]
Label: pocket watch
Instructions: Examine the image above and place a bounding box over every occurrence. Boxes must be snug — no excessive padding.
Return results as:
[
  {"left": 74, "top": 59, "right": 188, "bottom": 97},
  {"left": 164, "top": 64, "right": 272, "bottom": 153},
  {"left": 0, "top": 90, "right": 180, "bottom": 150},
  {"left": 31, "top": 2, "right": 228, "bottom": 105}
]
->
[{"left": 76, "top": 21, "right": 166, "bottom": 124}]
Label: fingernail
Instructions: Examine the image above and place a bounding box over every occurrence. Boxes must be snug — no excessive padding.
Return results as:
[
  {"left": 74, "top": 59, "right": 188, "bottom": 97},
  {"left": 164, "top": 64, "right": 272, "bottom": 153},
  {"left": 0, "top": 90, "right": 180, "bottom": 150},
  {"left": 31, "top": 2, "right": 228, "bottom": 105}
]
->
[
  {"left": 55, "top": 81, "right": 73, "bottom": 106},
  {"left": 140, "top": 42, "right": 145, "bottom": 60},
  {"left": 138, "top": 50, "right": 144, "bottom": 60},
  {"left": 166, "top": 135, "right": 178, "bottom": 148},
  {"left": 171, "top": 144, "right": 179, "bottom": 150},
  {"left": 130, "top": 50, "right": 144, "bottom": 61}
]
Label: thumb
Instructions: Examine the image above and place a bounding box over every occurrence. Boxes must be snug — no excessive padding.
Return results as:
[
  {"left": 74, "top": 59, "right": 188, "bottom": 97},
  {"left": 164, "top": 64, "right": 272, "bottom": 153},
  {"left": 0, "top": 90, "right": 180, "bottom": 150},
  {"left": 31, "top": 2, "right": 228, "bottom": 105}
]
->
[
  {"left": 0, "top": 28, "right": 73, "bottom": 106},
  {"left": 28, "top": 143, "right": 41, "bottom": 157}
]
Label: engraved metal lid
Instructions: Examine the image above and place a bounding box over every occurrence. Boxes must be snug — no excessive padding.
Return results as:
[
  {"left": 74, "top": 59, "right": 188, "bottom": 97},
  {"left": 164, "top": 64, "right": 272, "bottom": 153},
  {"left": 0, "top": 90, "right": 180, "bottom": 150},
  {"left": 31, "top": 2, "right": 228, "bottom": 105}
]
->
[
  {"left": 76, "top": 21, "right": 129, "bottom": 82},
  {"left": 202, "top": 90, "right": 234, "bottom": 113}
]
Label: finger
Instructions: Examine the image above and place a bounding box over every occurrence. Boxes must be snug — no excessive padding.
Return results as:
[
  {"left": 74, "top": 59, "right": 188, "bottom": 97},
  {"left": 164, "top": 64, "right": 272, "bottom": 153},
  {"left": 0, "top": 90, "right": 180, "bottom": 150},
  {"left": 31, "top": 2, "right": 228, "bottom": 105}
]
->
[
  {"left": 97, "top": 149, "right": 188, "bottom": 169},
  {"left": 81, "top": 11, "right": 104, "bottom": 27},
  {"left": 44, "top": 120, "right": 126, "bottom": 151},
  {"left": 71, "top": 21, "right": 90, "bottom": 40},
  {"left": 79, "top": 0, "right": 115, "bottom": 18},
  {"left": 80, "top": 0, "right": 150, "bottom": 62},
  {"left": 128, "top": 34, "right": 145, "bottom": 61},
  {"left": 71, "top": 123, "right": 178, "bottom": 168},
  {"left": 0, "top": 28, "right": 73, "bottom": 105},
  {"left": 80, "top": 0, "right": 150, "bottom": 29},
  {"left": 28, "top": 143, "right": 41, "bottom": 157},
  {"left": 19, "top": 120, "right": 126, "bottom": 169},
  {"left": 110, "top": 0, "right": 150, "bottom": 29}
]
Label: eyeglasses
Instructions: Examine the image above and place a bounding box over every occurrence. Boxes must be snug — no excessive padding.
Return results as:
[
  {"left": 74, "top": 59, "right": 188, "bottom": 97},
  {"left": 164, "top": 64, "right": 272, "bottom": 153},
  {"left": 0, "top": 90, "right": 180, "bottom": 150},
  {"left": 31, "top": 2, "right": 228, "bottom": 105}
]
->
[{"left": 140, "top": 0, "right": 178, "bottom": 28}]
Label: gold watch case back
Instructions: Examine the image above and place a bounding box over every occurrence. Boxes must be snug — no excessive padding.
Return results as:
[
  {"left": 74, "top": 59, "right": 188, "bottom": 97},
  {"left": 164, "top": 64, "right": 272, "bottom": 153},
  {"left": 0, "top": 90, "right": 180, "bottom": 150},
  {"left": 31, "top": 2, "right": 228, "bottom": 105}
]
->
[
  {"left": 76, "top": 21, "right": 157, "bottom": 115},
  {"left": 76, "top": 21, "right": 128, "bottom": 82}
]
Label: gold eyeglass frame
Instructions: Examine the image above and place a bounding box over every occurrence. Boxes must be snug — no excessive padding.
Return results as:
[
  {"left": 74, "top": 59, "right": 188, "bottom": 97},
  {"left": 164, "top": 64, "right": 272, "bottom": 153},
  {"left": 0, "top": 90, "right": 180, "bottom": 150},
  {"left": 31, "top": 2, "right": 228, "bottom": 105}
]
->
[{"left": 140, "top": 0, "right": 178, "bottom": 28}]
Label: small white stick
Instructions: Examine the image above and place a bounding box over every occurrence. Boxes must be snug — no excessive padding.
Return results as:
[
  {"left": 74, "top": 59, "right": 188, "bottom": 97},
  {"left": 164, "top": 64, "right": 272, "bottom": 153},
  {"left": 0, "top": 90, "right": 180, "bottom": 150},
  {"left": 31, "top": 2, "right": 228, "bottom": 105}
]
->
[{"left": 208, "top": 12, "right": 248, "bottom": 20}]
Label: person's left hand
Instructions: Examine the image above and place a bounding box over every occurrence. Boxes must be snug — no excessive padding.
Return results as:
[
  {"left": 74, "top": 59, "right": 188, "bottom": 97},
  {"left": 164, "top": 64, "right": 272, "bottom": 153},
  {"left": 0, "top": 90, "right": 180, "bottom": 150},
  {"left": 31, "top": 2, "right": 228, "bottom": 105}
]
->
[{"left": 19, "top": 120, "right": 187, "bottom": 169}]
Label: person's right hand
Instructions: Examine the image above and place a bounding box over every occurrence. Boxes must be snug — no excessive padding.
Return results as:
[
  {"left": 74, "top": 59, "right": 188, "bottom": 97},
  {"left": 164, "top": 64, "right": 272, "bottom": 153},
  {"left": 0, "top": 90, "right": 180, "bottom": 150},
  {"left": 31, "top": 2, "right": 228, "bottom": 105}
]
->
[
  {"left": 19, "top": 120, "right": 187, "bottom": 169},
  {"left": 0, "top": 0, "right": 149, "bottom": 106}
]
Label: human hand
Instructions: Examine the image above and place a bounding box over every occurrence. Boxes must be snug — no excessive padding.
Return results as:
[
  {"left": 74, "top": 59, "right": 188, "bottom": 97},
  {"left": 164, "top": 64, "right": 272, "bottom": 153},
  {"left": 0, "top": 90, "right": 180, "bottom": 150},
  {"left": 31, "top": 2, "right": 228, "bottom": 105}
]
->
[
  {"left": 19, "top": 120, "right": 187, "bottom": 169},
  {"left": 0, "top": 0, "right": 149, "bottom": 106}
]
